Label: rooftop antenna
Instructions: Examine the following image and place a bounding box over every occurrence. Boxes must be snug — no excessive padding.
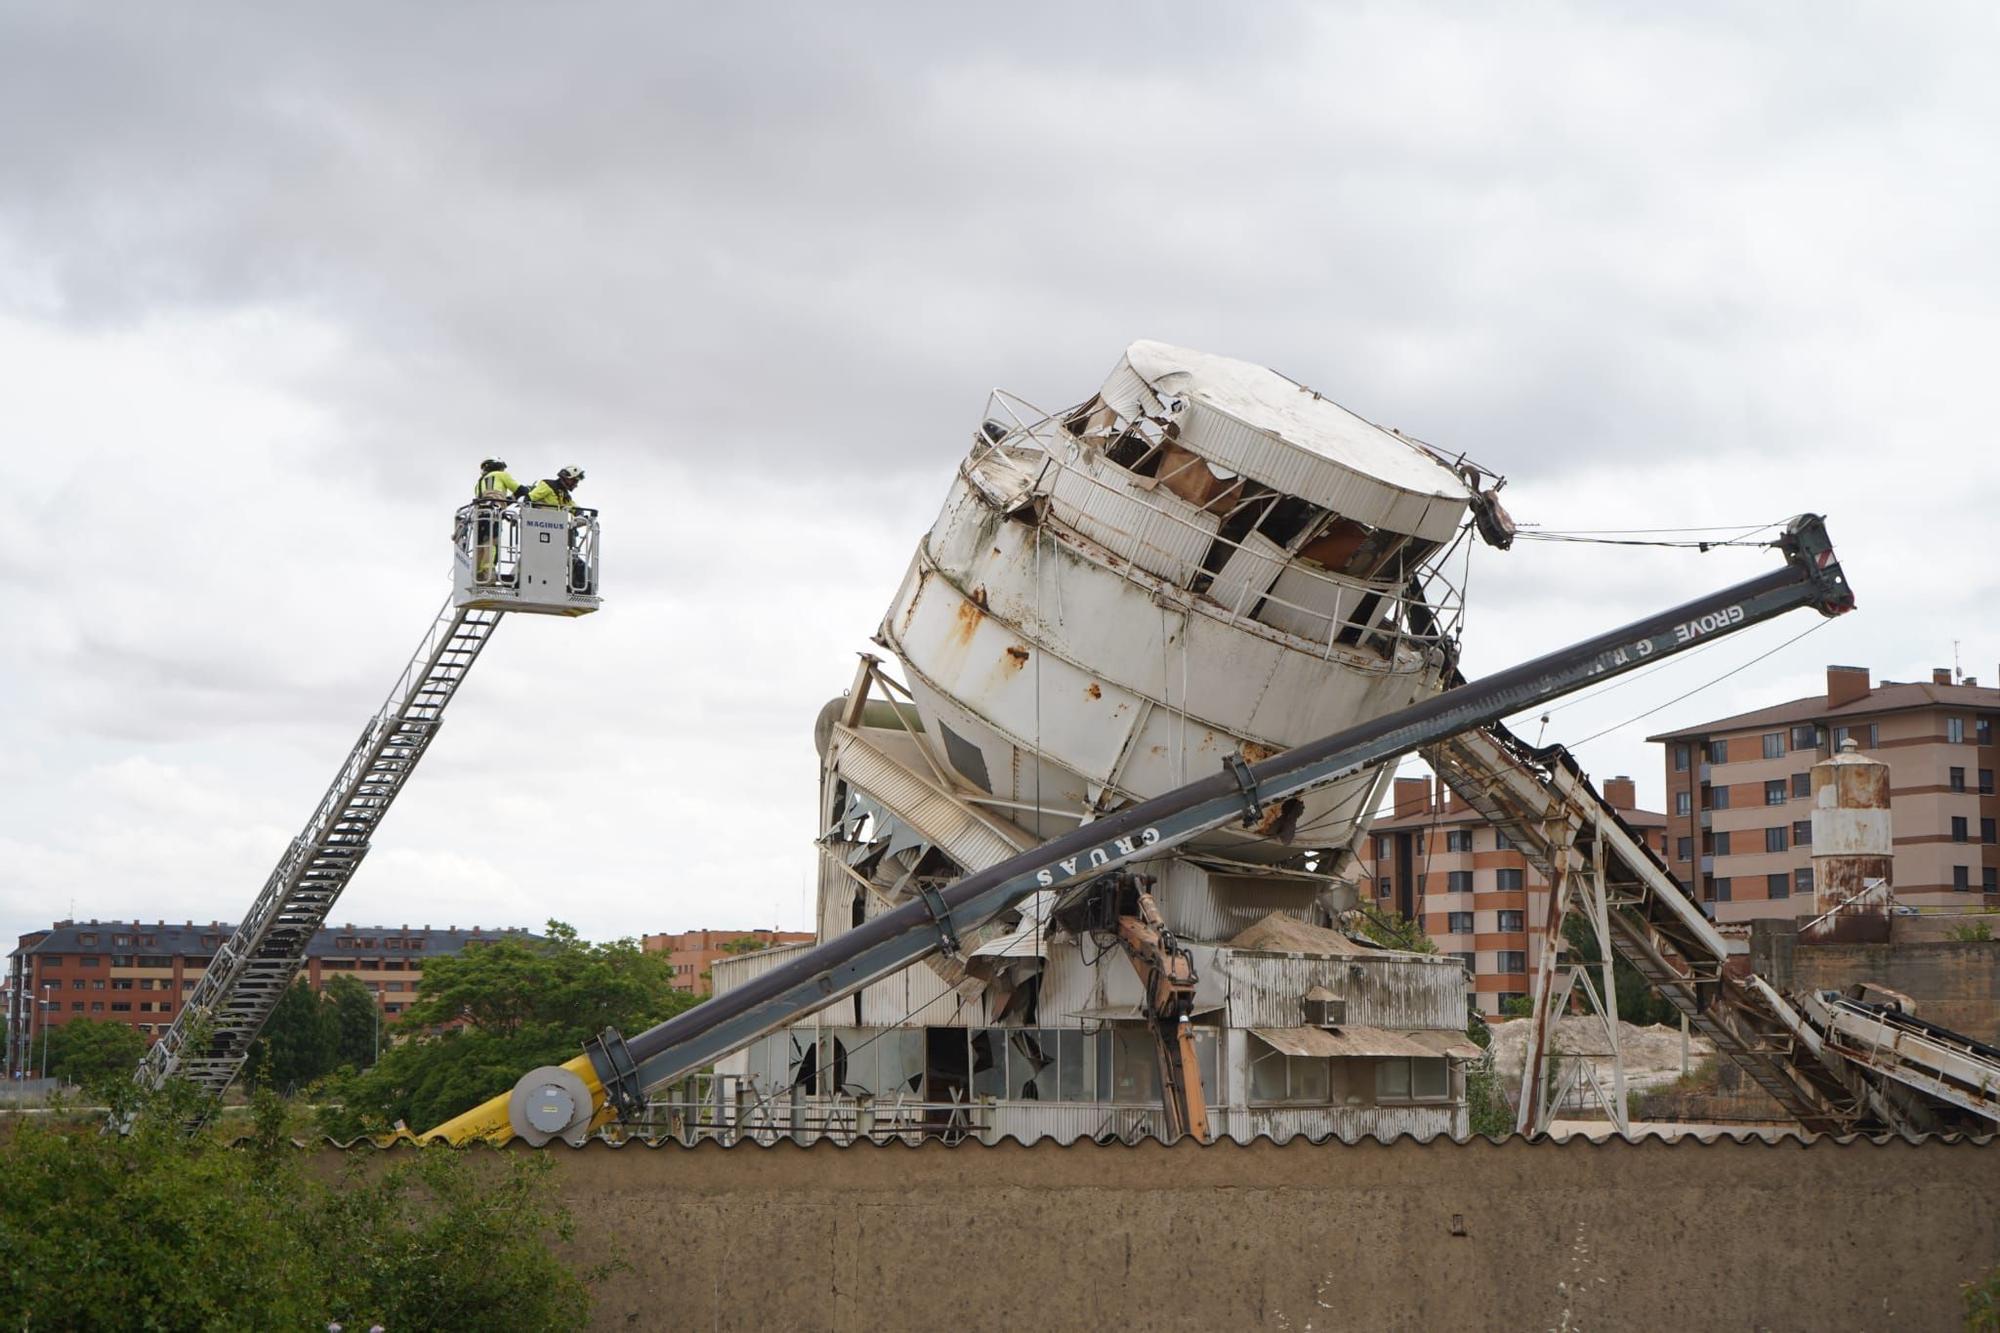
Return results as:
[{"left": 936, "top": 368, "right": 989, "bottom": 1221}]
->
[{"left": 1954, "top": 639, "right": 1963, "bottom": 683}]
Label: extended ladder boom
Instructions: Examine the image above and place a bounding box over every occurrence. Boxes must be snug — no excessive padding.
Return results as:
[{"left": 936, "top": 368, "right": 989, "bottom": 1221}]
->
[
  {"left": 136, "top": 599, "right": 503, "bottom": 1108},
  {"left": 432, "top": 514, "right": 1854, "bottom": 1143}
]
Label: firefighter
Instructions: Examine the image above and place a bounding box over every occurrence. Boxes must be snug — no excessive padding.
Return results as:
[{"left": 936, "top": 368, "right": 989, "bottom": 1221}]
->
[
  {"left": 526, "top": 466, "right": 584, "bottom": 509},
  {"left": 526, "top": 467, "right": 590, "bottom": 591},
  {"left": 471, "top": 458, "right": 524, "bottom": 582}
]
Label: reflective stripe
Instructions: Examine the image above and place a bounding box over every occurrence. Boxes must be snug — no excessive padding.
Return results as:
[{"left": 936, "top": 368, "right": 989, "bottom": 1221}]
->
[
  {"left": 526, "top": 480, "right": 574, "bottom": 509},
  {"left": 475, "top": 469, "right": 519, "bottom": 500}
]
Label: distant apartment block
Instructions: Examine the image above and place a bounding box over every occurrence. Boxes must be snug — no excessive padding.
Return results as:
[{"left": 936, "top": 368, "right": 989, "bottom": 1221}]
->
[
  {"left": 1650, "top": 665, "right": 2000, "bottom": 923},
  {"left": 642, "top": 928, "right": 816, "bottom": 997},
  {"left": 1355, "top": 774, "right": 1666, "bottom": 1017},
  {"left": 5, "top": 919, "right": 536, "bottom": 1077}
]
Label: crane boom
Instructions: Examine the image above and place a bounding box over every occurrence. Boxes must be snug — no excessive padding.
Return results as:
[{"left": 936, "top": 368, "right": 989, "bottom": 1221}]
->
[{"left": 430, "top": 513, "right": 1853, "bottom": 1144}]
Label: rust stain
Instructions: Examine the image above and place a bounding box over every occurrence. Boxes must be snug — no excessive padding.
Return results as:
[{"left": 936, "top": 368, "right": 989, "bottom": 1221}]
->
[
  {"left": 1239, "top": 740, "right": 1279, "bottom": 763},
  {"left": 971, "top": 585, "right": 990, "bottom": 610},
  {"left": 1004, "top": 646, "right": 1031, "bottom": 670},
  {"left": 1085, "top": 683, "right": 1102, "bottom": 700},
  {"left": 952, "top": 591, "right": 987, "bottom": 648}
]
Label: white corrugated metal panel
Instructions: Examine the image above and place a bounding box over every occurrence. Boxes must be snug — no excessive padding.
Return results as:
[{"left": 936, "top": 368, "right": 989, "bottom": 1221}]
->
[
  {"left": 829, "top": 727, "right": 1029, "bottom": 876},
  {"left": 1046, "top": 451, "right": 1218, "bottom": 585},
  {"left": 1098, "top": 342, "right": 1471, "bottom": 543},
  {"left": 1218, "top": 949, "right": 1467, "bottom": 1030},
  {"left": 1205, "top": 531, "right": 1287, "bottom": 620},
  {"left": 709, "top": 941, "right": 815, "bottom": 997},
  {"left": 1255, "top": 562, "right": 1355, "bottom": 643}
]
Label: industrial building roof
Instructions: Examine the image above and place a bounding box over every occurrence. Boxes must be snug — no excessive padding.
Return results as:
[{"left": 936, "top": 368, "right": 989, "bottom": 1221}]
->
[
  {"left": 1646, "top": 679, "right": 2000, "bottom": 743},
  {"left": 15, "top": 920, "right": 539, "bottom": 957}
]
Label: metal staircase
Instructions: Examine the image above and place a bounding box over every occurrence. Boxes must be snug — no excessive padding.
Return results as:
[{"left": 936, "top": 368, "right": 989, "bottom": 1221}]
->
[
  {"left": 135, "top": 600, "right": 503, "bottom": 1108},
  {"left": 1428, "top": 722, "right": 1999, "bottom": 1135}
]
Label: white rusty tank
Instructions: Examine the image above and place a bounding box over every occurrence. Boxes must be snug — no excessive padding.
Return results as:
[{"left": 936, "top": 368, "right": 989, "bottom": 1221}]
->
[
  {"left": 1809, "top": 739, "right": 1894, "bottom": 928},
  {"left": 877, "top": 340, "right": 1483, "bottom": 863}
]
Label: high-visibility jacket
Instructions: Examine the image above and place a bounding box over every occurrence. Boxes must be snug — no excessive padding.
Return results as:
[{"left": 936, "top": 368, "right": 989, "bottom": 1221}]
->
[
  {"left": 526, "top": 479, "right": 574, "bottom": 509},
  {"left": 475, "top": 468, "right": 520, "bottom": 502}
]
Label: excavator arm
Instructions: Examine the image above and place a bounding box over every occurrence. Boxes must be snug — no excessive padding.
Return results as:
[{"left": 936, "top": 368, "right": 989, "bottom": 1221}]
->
[{"left": 1058, "top": 872, "right": 1211, "bottom": 1142}]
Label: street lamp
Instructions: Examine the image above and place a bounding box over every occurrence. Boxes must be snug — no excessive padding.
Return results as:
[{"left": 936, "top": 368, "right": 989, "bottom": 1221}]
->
[{"left": 38, "top": 982, "right": 54, "bottom": 1082}]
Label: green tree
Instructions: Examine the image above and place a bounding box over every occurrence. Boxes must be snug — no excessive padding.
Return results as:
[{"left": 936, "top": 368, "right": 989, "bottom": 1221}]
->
[
  {"left": 1560, "top": 912, "right": 1678, "bottom": 1026},
  {"left": 0, "top": 1081, "right": 598, "bottom": 1330},
  {"left": 718, "top": 935, "right": 771, "bottom": 954},
  {"left": 325, "top": 972, "right": 381, "bottom": 1069},
  {"left": 320, "top": 920, "right": 697, "bottom": 1136},
  {"left": 245, "top": 979, "right": 340, "bottom": 1091},
  {"left": 39, "top": 1017, "right": 146, "bottom": 1096},
  {"left": 1355, "top": 906, "right": 1438, "bottom": 954}
]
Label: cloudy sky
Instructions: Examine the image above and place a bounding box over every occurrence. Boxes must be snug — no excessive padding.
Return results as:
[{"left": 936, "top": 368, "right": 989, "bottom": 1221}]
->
[{"left": 3, "top": 2, "right": 1995, "bottom": 955}]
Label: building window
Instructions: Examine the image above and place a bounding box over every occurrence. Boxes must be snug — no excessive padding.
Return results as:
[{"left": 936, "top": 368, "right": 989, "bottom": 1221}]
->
[
  {"left": 1446, "top": 870, "right": 1474, "bottom": 893},
  {"left": 1707, "top": 739, "right": 1729, "bottom": 764},
  {"left": 1252, "top": 1048, "right": 1332, "bottom": 1106},
  {"left": 1495, "top": 869, "right": 1524, "bottom": 891},
  {"left": 1377, "top": 877, "right": 1391, "bottom": 899},
  {"left": 1497, "top": 951, "right": 1527, "bottom": 974},
  {"left": 1497, "top": 910, "right": 1525, "bottom": 932},
  {"left": 1951, "top": 767, "right": 1967, "bottom": 792},
  {"left": 1447, "top": 911, "right": 1474, "bottom": 934},
  {"left": 1712, "top": 877, "right": 1732, "bottom": 902},
  {"left": 1673, "top": 745, "right": 1690, "bottom": 772},
  {"left": 1676, "top": 836, "right": 1693, "bottom": 862},
  {"left": 1948, "top": 717, "right": 1966, "bottom": 744},
  {"left": 1710, "top": 786, "right": 1731, "bottom": 810},
  {"left": 1376, "top": 1057, "right": 1450, "bottom": 1102},
  {"left": 1792, "top": 772, "right": 1811, "bottom": 798},
  {"left": 1985, "top": 868, "right": 1998, "bottom": 894},
  {"left": 1374, "top": 835, "right": 1391, "bottom": 860},
  {"left": 1793, "top": 820, "right": 1812, "bottom": 846},
  {"left": 1979, "top": 717, "right": 1992, "bottom": 745},
  {"left": 80, "top": 956, "right": 98, "bottom": 967},
  {"left": 1983, "top": 818, "right": 1997, "bottom": 845},
  {"left": 1675, "top": 792, "right": 1692, "bottom": 816},
  {"left": 1765, "top": 827, "right": 1787, "bottom": 853},
  {"left": 1952, "top": 817, "right": 1969, "bottom": 843},
  {"left": 1790, "top": 724, "right": 1819, "bottom": 750},
  {"left": 90, "top": 1002, "right": 103, "bottom": 1012},
  {"left": 78, "top": 934, "right": 96, "bottom": 946},
  {"left": 1762, "top": 733, "right": 1784, "bottom": 759},
  {"left": 1453, "top": 951, "right": 1476, "bottom": 973},
  {"left": 1764, "top": 779, "right": 1787, "bottom": 806},
  {"left": 1493, "top": 829, "right": 1514, "bottom": 852},
  {"left": 1768, "top": 872, "right": 1789, "bottom": 900},
  {"left": 1953, "top": 865, "right": 1971, "bottom": 891},
  {"left": 1711, "top": 831, "right": 1731, "bottom": 857},
  {"left": 1794, "top": 866, "right": 1813, "bottom": 895},
  {"left": 1445, "top": 830, "right": 1473, "bottom": 853},
  {"left": 1981, "top": 770, "right": 1995, "bottom": 795}
]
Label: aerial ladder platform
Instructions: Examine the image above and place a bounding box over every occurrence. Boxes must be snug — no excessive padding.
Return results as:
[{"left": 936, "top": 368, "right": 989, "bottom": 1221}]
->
[
  {"left": 133, "top": 500, "right": 600, "bottom": 1115},
  {"left": 433, "top": 514, "right": 1903, "bottom": 1145}
]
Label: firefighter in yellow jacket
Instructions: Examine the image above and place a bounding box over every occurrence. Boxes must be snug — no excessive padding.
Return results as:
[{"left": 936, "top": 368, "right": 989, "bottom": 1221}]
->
[
  {"left": 471, "top": 458, "right": 526, "bottom": 581},
  {"left": 526, "top": 466, "right": 584, "bottom": 508}
]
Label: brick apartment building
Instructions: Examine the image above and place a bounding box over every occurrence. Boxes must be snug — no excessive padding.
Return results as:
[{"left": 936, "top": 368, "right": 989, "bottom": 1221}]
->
[
  {"left": 1649, "top": 664, "right": 2000, "bottom": 923},
  {"left": 5, "top": 919, "right": 536, "bottom": 1077},
  {"left": 1355, "top": 773, "right": 1667, "bottom": 1017},
  {"left": 642, "top": 928, "right": 816, "bottom": 997}
]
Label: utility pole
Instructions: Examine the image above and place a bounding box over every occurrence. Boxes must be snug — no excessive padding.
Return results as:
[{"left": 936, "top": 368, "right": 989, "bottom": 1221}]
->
[{"left": 39, "top": 983, "right": 54, "bottom": 1082}]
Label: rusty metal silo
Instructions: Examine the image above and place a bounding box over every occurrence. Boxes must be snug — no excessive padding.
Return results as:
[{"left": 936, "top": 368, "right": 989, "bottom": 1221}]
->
[{"left": 1807, "top": 739, "right": 1893, "bottom": 942}]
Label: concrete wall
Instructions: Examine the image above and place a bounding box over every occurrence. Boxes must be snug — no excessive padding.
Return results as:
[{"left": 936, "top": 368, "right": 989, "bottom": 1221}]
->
[
  {"left": 490, "top": 1137, "right": 2000, "bottom": 1331},
  {"left": 1791, "top": 939, "right": 2000, "bottom": 1045}
]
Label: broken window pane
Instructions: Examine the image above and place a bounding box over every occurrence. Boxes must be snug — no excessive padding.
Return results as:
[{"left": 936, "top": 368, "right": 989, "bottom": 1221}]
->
[
  {"left": 1250, "top": 1048, "right": 1287, "bottom": 1103},
  {"left": 1412, "top": 1058, "right": 1448, "bottom": 1099},
  {"left": 1292, "top": 1055, "right": 1330, "bottom": 1103},
  {"left": 1376, "top": 1057, "right": 1411, "bottom": 1100},
  {"left": 1009, "top": 1029, "right": 1054, "bottom": 1100},
  {"left": 970, "top": 1029, "right": 1005, "bottom": 1100},
  {"left": 1057, "top": 1029, "right": 1090, "bottom": 1102}
]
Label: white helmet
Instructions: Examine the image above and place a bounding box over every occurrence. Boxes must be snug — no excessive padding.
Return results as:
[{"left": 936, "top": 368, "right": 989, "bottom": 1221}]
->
[{"left": 557, "top": 466, "right": 585, "bottom": 487}]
